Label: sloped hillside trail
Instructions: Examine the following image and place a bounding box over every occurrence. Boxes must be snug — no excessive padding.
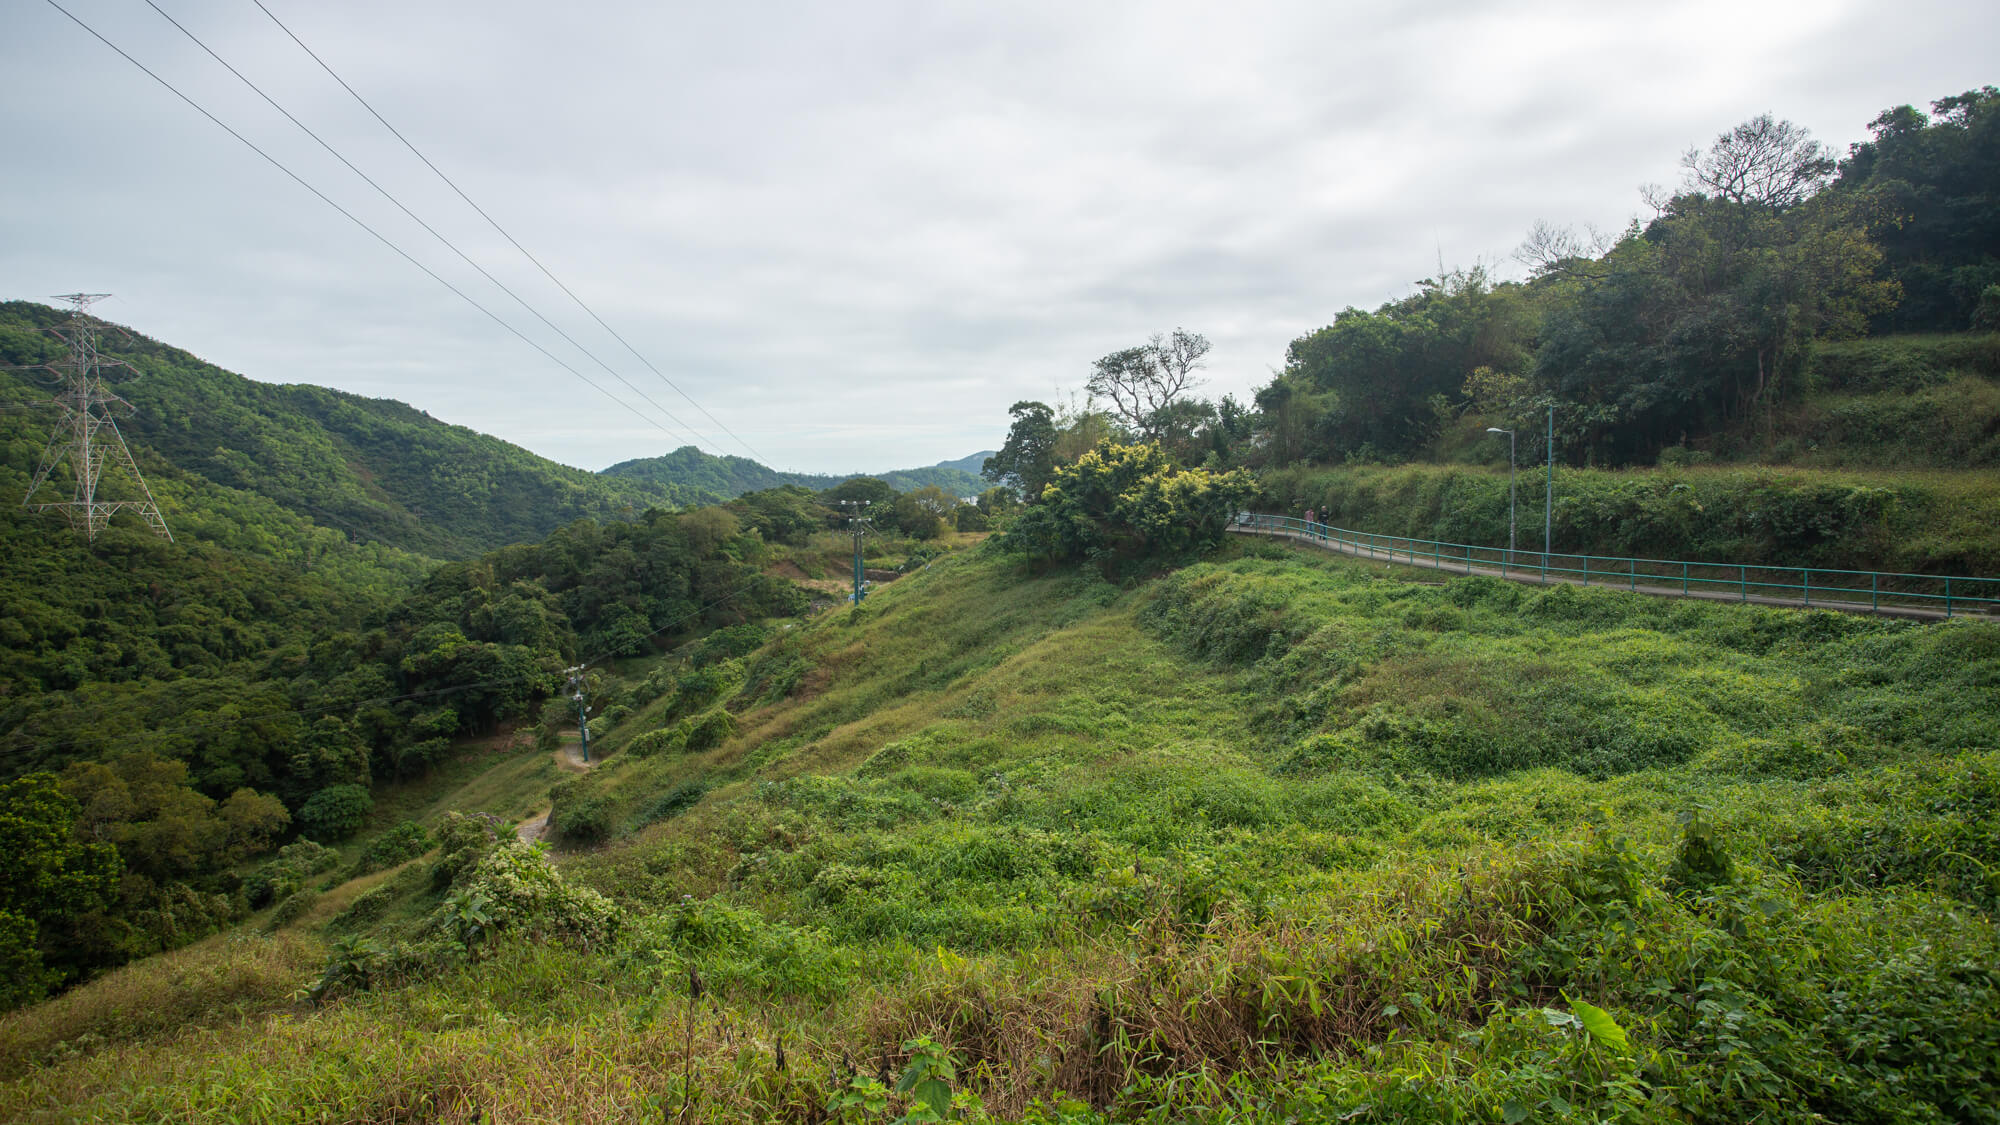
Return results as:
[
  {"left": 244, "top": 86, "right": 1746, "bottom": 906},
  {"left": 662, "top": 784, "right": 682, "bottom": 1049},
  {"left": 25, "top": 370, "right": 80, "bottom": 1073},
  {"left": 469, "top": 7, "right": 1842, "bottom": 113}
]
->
[{"left": 516, "top": 739, "right": 594, "bottom": 844}]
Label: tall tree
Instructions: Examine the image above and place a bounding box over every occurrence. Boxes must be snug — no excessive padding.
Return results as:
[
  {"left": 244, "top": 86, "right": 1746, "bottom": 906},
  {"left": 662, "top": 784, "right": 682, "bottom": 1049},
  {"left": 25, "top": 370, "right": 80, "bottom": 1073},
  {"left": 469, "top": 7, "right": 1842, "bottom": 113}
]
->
[
  {"left": 1275, "top": 267, "right": 1535, "bottom": 461},
  {"left": 1532, "top": 189, "right": 1896, "bottom": 462},
  {"left": 0, "top": 773, "right": 120, "bottom": 1006},
  {"left": 1680, "top": 113, "right": 1835, "bottom": 210},
  {"left": 1835, "top": 86, "right": 2000, "bottom": 331},
  {"left": 983, "top": 401, "right": 1059, "bottom": 500},
  {"left": 1086, "top": 329, "right": 1210, "bottom": 441}
]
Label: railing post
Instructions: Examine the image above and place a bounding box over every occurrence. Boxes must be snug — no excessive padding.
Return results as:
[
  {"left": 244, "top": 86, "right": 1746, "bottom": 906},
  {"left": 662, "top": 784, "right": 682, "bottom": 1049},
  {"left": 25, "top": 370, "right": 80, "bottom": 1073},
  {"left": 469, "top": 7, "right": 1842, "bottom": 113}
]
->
[
  {"left": 1741, "top": 565, "right": 1747, "bottom": 602},
  {"left": 1583, "top": 556, "right": 1589, "bottom": 587},
  {"left": 1803, "top": 569, "right": 1810, "bottom": 608},
  {"left": 1871, "top": 572, "right": 1877, "bottom": 613},
  {"left": 1946, "top": 577, "right": 1953, "bottom": 619},
  {"left": 1630, "top": 558, "right": 1636, "bottom": 591},
  {"left": 1682, "top": 561, "right": 1688, "bottom": 595}
]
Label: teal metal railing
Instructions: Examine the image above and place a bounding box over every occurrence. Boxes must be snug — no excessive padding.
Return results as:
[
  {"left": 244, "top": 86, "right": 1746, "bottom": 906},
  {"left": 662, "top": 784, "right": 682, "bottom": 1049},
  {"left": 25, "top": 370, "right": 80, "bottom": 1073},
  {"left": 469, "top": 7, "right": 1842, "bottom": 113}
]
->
[{"left": 1231, "top": 513, "right": 2000, "bottom": 620}]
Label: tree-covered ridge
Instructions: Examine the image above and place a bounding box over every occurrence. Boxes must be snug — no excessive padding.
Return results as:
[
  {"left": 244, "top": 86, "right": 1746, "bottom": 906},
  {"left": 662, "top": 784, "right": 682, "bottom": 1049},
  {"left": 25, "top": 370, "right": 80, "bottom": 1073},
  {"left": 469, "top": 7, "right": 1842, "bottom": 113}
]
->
[
  {"left": 1838, "top": 86, "right": 2000, "bottom": 333},
  {"left": 1, "top": 303, "right": 810, "bottom": 1000},
  {"left": 0, "top": 301, "right": 697, "bottom": 559},
  {"left": 0, "top": 496, "right": 801, "bottom": 1003},
  {"left": 601, "top": 444, "right": 991, "bottom": 500},
  {"left": 1250, "top": 88, "right": 1999, "bottom": 471}
]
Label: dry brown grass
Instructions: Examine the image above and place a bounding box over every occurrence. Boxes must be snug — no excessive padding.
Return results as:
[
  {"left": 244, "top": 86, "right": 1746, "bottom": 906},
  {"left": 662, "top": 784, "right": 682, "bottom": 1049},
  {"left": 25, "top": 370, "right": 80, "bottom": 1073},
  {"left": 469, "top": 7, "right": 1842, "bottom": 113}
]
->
[{"left": 0, "top": 928, "right": 321, "bottom": 1081}]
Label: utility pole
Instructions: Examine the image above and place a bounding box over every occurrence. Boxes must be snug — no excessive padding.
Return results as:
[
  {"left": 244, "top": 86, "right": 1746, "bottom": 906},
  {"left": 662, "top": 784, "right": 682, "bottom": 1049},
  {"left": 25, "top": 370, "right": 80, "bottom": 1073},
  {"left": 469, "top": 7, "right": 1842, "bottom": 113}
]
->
[
  {"left": 1544, "top": 405, "right": 1555, "bottom": 567},
  {"left": 564, "top": 664, "right": 592, "bottom": 762},
  {"left": 1487, "top": 426, "right": 1516, "bottom": 566},
  {"left": 19, "top": 294, "right": 172, "bottom": 543},
  {"left": 836, "top": 500, "right": 873, "bottom": 604}
]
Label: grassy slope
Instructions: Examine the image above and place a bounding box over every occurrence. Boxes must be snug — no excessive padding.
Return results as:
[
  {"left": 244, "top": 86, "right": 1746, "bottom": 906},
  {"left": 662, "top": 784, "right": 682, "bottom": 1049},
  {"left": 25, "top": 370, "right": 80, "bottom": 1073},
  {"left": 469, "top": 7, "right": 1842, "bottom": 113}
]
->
[{"left": 5, "top": 541, "right": 1998, "bottom": 1122}]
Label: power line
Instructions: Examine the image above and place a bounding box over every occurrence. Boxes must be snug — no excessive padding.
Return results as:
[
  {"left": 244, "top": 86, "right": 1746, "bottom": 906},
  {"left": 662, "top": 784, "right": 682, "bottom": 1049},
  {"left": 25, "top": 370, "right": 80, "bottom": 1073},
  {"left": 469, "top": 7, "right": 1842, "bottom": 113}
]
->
[
  {"left": 249, "top": 0, "right": 773, "bottom": 466},
  {"left": 40, "top": 0, "right": 678, "bottom": 449},
  {"left": 139, "top": 0, "right": 705, "bottom": 451}
]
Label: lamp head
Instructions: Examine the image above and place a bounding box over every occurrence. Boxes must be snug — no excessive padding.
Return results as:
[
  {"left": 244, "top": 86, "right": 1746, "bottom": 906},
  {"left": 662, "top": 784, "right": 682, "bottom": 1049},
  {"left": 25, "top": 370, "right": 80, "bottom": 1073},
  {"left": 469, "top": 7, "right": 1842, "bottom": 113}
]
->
[{"left": 1486, "top": 427, "right": 1509, "bottom": 434}]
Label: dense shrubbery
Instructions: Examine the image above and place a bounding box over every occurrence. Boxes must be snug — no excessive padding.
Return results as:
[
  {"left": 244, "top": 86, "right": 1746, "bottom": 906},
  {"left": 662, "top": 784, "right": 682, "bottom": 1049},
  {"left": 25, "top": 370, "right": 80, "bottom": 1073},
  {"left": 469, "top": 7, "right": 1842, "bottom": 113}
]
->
[
  {"left": 1260, "top": 461, "right": 2000, "bottom": 574},
  {"left": 244, "top": 839, "right": 339, "bottom": 910},
  {"left": 1001, "top": 440, "right": 1255, "bottom": 571},
  {"left": 353, "top": 820, "right": 434, "bottom": 875},
  {"left": 297, "top": 783, "right": 373, "bottom": 841}
]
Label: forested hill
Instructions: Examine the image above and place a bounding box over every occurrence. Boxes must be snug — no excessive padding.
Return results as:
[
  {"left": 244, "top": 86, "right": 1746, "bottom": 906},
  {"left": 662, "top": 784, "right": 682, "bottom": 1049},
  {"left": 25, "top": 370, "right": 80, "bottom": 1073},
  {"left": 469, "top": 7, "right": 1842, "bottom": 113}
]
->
[
  {"left": 0, "top": 301, "right": 699, "bottom": 559},
  {"left": 601, "top": 445, "right": 993, "bottom": 499}
]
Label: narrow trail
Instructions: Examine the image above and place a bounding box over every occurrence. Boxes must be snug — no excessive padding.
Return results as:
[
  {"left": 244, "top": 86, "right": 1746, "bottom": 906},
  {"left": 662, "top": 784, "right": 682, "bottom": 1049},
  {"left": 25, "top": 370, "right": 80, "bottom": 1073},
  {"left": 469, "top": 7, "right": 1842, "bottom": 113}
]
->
[
  {"left": 1231, "top": 524, "right": 1971, "bottom": 622},
  {"left": 516, "top": 740, "right": 594, "bottom": 844}
]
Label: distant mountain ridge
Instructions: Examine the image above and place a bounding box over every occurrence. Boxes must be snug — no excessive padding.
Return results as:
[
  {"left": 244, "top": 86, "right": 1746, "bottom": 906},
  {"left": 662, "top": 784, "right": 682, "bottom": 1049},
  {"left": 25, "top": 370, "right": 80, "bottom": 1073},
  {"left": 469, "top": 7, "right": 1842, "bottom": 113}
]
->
[
  {"left": 0, "top": 300, "right": 696, "bottom": 559},
  {"left": 0, "top": 301, "right": 990, "bottom": 560},
  {"left": 601, "top": 446, "right": 994, "bottom": 499}
]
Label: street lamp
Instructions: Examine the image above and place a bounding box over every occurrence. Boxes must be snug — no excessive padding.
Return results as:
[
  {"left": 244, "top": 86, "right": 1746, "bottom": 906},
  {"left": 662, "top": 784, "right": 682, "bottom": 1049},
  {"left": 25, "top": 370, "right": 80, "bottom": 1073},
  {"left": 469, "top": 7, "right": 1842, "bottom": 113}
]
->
[
  {"left": 1543, "top": 405, "right": 1554, "bottom": 569},
  {"left": 1487, "top": 427, "right": 1515, "bottom": 566}
]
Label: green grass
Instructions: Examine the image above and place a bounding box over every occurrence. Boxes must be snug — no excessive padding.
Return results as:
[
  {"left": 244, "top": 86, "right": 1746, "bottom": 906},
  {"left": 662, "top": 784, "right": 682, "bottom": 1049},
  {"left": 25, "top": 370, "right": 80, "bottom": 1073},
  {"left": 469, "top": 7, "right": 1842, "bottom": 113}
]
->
[
  {"left": 1262, "top": 460, "right": 2000, "bottom": 575},
  {"left": 5, "top": 542, "right": 1998, "bottom": 1123}
]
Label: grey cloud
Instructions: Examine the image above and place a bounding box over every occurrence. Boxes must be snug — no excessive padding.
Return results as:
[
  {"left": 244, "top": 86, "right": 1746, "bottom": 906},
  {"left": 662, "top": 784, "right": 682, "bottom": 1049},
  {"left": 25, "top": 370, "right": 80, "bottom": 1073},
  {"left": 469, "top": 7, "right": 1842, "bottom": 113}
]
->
[{"left": 5, "top": 0, "right": 1996, "bottom": 473}]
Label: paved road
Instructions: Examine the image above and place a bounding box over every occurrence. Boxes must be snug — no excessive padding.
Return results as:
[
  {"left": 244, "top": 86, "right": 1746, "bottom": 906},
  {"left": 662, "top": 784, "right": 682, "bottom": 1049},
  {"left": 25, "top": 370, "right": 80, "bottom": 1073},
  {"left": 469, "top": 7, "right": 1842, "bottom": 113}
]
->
[{"left": 1230, "top": 524, "right": 1979, "bottom": 623}]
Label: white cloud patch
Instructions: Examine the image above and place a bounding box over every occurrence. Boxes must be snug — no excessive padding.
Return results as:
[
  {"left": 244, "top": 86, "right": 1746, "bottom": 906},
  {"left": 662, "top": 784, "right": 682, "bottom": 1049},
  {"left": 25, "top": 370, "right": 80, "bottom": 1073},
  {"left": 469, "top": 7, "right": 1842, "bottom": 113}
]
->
[{"left": 4, "top": 0, "right": 1994, "bottom": 472}]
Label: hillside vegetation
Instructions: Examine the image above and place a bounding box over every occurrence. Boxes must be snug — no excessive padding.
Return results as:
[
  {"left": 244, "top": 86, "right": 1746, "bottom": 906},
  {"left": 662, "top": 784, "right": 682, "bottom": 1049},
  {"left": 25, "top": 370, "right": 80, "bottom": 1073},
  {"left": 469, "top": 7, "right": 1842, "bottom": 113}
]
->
[
  {"left": 1260, "top": 461, "right": 2000, "bottom": 577},
  {"left": 0, "top": 300, "right": 696, "bottom": 559},
  {"left": 4, "top": 84, "right": 1998, "bottom": 1124},
  {"left": 604, "top": 446, "right": 992, "bottom": 500},
  {"left": 10, "top": 538, "right": 1995, "bottom": 1122}
]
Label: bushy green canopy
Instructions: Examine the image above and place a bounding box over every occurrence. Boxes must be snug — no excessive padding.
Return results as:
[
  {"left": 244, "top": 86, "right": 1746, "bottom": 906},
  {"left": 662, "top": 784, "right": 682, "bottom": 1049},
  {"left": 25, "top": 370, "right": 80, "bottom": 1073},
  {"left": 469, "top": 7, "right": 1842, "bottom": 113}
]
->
[{"left": 1000, "top": 440, "right": 1254, "bottom": 570}]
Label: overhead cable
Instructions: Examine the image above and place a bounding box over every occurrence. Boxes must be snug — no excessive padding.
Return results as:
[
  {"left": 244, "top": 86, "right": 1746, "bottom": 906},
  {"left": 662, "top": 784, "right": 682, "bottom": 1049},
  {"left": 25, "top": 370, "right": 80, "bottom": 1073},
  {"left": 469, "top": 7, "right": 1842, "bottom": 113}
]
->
[
  {"left": 250, "top": 0, "right": 773, "bottom": 466},
  {"left": 41, "top": 0, "right": 681, "bottom": 448},
  {"left": 141, "top": 0, "right": 705, "bottom": 449}
]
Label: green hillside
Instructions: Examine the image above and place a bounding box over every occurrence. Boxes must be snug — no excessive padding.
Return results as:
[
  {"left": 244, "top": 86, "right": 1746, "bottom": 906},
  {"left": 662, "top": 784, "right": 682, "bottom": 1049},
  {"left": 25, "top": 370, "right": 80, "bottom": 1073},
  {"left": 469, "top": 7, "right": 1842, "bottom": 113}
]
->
[
  {"left": 602, "top": 445, "right": 992, "bottom": 499},
  {"left": 4, "top": 86, "right": 1998, "bottom": 1124},
  {"left": 0, "top": 300, "right": 696, "bottom": 559},
  {"left": 12, "top": 536, "right": 1995, "bottom": 1122},
  {"left": 1258, "top": 461, "right": 2000, "bottom": 576},
  {"left": 0, "top": 300, "right": 816, "bottom": 1004}
]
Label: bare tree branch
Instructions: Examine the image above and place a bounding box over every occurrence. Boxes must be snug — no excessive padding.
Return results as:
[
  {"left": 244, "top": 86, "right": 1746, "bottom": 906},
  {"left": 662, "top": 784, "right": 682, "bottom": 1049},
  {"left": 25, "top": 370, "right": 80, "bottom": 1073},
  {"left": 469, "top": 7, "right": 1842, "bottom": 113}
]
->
[
  {"left": 1087, "top": 329, "right": 1209, "bottom": 441},
  {"left": 1680, "top": 113, "right": 1834, "bottom": 209}
]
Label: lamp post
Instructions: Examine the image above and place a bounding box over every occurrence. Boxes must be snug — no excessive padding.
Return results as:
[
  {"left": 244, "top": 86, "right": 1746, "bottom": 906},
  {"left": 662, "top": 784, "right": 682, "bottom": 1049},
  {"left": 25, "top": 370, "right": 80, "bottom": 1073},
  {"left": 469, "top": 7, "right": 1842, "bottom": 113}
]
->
[
  {"left": 1544, "top": 405, "right": 1554, "bottom": 568},
  {"left": 1487, "top": 427, "right": 1515, "bottom": 567}
]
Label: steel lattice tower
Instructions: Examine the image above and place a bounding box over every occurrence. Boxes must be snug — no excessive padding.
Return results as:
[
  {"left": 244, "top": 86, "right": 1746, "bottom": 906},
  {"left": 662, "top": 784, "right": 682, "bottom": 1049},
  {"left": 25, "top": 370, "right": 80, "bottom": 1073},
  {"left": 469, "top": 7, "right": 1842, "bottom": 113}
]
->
[{"left": 20, "top": 294, "right": 172, "bottom": 542}]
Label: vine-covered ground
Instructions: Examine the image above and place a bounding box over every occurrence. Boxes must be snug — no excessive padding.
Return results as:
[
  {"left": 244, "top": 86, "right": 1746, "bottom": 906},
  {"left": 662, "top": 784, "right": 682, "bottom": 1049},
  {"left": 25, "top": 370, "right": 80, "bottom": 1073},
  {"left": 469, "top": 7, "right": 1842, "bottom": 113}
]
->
[{"left": 6, "top": 540, "right": 1996, "bottom": 1122}]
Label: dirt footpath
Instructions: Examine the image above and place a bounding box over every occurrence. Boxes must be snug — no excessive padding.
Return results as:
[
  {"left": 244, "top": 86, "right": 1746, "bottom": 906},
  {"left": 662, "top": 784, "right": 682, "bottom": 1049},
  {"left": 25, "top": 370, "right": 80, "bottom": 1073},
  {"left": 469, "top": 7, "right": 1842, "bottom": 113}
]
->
[{"left": 517, "top": 739, "right": 595, "bottom": 843}]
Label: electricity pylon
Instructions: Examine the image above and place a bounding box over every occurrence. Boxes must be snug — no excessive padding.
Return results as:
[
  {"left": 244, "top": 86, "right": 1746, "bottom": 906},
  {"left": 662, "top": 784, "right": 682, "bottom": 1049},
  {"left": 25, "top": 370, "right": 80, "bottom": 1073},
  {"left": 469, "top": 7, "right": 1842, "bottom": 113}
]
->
[
  {"left": 565, "top": 664, "right": 592, "bottom": 762},
  {"left": 836, "top": 500, "right": 872, "bottom": 604},
  {"left": 20, "top": 294, "right": 172, "bottom": 542}
]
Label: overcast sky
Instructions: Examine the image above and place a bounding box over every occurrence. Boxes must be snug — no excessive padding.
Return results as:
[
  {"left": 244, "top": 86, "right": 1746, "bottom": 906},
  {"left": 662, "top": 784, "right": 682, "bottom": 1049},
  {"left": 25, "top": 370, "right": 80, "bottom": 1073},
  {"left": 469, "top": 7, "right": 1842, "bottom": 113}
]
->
[{"left": 4, "top": 1, "right": 1994, "bottom": 474}]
